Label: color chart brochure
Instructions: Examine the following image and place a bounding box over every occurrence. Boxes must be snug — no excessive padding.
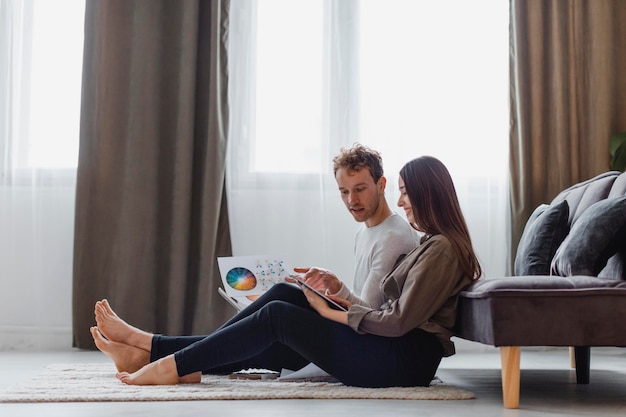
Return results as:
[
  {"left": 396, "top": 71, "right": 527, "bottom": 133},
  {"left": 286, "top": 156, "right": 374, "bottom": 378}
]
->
[{"left": 217, "top": 255, "right": 291, "bottom": 298}]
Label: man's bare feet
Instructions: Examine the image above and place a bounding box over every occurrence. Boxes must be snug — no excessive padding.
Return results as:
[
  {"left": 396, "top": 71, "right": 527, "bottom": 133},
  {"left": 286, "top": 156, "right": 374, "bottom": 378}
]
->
[
  {"left": 91, "top": 326, "right": 150, "bottom": 373},
  {"left": 94, "top": 299, "right": 152, "bottom": 351},
  {"left": 116, "top": 355, "right": 201, "bottom": 385}
]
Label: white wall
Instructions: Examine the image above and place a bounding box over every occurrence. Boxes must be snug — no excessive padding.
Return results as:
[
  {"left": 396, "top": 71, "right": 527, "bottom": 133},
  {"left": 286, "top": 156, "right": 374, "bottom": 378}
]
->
[{"left": 0, "top": 184, "right": 75, "bottom": 350}]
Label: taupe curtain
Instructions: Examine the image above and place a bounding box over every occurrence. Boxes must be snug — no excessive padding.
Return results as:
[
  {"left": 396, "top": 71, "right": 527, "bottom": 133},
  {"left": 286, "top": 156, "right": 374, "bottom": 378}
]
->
[
  {"left": 72, "top": 0, "right": 232, "bottom": 349},
  {"left": 509, "top": 0, "right": 626, "bottom": 260}
]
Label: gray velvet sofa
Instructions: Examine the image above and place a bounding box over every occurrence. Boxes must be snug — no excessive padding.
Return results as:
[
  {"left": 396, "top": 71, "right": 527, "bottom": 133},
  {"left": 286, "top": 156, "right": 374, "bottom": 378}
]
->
[{"left": 454, "top": 170, "right": 626, "bottom": 408}]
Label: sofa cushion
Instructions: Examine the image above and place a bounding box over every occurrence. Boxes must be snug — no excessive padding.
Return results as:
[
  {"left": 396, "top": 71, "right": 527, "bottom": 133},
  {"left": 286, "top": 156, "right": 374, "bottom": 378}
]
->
[
  {"left": 551, "top": 195, "right": 626, "bottom": 276},
  {"left": 550, "top": 172, "right": 620, "bottom": 222},
  {"left": 514, "top": 200, "right": 570, "bottom": 275},
  {"left": 598, "top": 248, "right": 626, "bottom": 280}
]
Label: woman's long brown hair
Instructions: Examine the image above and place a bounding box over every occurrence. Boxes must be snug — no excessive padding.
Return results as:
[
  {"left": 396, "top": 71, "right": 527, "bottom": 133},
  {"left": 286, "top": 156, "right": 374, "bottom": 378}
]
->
[{"left": 400, "top": 156, "right": 482, "bottom": 280}]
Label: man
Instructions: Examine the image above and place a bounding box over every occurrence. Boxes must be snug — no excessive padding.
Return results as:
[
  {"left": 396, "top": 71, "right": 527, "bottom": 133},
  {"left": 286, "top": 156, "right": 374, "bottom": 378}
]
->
[{"left": 296, "top": 143, "right": 419, "bottom": 308}]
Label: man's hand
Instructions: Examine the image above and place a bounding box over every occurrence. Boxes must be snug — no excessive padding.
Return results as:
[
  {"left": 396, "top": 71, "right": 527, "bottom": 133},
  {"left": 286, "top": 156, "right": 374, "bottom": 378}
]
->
[{"left": 292, "top": 267, "right": 342, "bottom": 294}]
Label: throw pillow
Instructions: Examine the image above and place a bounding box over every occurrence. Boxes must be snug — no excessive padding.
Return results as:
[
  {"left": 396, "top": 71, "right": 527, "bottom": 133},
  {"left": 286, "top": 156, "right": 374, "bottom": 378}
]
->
[
  {"left": 514, "top": 200, "right": 570, "bottom": 275},
  {"left": 551, "top": 195, "right": 626, "bottom": 276}
]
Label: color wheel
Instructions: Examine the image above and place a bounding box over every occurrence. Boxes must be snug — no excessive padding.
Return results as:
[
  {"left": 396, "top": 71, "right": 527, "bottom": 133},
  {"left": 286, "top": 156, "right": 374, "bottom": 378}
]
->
[{"left": 225, "top": 267, "right": 257, "bottom": 291}]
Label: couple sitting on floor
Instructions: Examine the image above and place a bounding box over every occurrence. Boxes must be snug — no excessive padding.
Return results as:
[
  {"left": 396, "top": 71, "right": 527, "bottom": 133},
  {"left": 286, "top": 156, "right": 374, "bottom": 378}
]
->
[{"left": 91, "top": 145, "right": 482, "bottom": 388}]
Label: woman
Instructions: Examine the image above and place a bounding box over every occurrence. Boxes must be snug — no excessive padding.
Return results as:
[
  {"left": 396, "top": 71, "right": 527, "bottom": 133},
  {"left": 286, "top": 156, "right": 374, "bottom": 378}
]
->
[{"left": 92, "top": 156, "right": 482, "bottom": 387}]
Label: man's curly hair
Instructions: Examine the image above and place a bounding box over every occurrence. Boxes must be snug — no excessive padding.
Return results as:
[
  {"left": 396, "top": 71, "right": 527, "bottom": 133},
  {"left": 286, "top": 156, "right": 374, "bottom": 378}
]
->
[{"left": 332, "top": 143, "right": 384, "bottom": 183}]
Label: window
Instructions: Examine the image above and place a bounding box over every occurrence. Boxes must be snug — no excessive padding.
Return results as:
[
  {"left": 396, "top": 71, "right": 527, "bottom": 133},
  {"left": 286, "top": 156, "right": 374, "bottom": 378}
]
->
[
  {"left": 227, "top": 0, "right": 511, "bottom": 280},
  {"left": 254, "top": 0, "right": 324, "bottom": 173},
  {"left": 1, "top": 0, "right": 85, "bottom": 176},
  {"left": 27, "top": 0, "right": 84, "bottom": 169},
  {"left": 229, "top": 0, "right": 508, "bottom": 179}
]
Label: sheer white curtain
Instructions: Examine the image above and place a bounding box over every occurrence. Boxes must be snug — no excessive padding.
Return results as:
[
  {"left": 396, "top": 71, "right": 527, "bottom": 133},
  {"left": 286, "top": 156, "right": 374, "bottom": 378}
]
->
[
  {"left": 227, "top": 0, "right": 509, "bottom": 288},
  {"left": 0, "top": 0, "right": 84, "bottom": 349}
]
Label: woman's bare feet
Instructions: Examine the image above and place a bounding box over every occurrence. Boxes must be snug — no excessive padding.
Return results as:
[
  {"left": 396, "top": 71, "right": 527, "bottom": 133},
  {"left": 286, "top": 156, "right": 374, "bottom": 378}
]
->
[
  {"left": 94, "top": 299, "right": 152, "bottom": 351},
  {"left": 91, "top": 326, "right": 150, "bottom": 373},
  {"left": 179, "top": 372, "right": 202, "bottom": 384},
  {"left": 116, "top": 355, "right": 200, "bottom": 385}
]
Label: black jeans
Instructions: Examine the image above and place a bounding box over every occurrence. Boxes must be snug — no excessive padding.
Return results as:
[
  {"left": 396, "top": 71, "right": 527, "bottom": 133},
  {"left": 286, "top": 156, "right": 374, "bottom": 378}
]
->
[{"left": 151, "top": 283, "right": 444, "bottom": 388}]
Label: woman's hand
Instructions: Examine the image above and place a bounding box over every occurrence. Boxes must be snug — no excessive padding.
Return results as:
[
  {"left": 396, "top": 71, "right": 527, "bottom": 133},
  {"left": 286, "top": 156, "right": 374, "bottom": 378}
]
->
[
  {"left": 326, "top": 294, "right": 352, "bottom": 310},
  {"left": 302, "top": 287, "right": 328, "bottom": 312},
  {"left": 303, "top": 288, "right": 349, "bottom": 325}
]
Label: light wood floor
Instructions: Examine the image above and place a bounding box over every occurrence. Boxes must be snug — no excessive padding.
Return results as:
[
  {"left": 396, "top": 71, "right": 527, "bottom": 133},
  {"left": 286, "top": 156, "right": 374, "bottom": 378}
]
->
[{"left": 1, "top": 344, "right": 625, "bottom": 416}]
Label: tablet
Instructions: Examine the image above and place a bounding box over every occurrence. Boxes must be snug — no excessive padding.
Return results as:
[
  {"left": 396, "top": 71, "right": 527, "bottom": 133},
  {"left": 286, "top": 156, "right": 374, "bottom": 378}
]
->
[{"left": 290, "top": 275, "right": 348, "bottom": 311}]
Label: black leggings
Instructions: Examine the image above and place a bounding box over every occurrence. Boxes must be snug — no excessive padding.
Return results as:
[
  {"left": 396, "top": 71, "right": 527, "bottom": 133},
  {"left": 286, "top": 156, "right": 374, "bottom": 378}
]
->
[{"left": 150, "top": 283, "right": 444, "bottom": 388}]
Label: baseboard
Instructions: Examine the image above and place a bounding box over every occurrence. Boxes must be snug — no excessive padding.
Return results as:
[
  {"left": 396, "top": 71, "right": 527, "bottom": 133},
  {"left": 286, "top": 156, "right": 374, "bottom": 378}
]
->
[
  {"left": 452, "top": 337, "right": 500, "bottom": 353},
  {"left": 0, "top": 326, "right": 72, "bottom": 351}
]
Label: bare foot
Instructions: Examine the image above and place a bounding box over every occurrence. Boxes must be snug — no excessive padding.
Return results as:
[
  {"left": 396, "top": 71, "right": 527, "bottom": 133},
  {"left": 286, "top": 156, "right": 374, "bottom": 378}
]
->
[
  {"left": 116, "top": 355, "right": 181, "bottom": 386},
  {"left": 90, "top": 326, "right": 150, "bottom": 373},
  {"left": 179, "top": 372, "right": 202, "bottom": 384},
  {"left": 94, "top": 299, "right": 152, "bottom": 351}
]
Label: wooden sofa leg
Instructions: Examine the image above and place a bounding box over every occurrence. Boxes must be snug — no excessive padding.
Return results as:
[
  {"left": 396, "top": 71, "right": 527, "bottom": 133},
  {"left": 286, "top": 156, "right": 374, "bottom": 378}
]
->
[
  {"left": 500, "top": 346, "right": 520, "bottom": 409},
  {"left": 569, "top": 347, "right": 576, "bottom": 368}
]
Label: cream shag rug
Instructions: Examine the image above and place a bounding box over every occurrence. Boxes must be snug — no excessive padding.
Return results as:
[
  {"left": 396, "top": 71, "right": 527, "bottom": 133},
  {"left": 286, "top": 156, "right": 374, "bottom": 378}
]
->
[{"left": 0, "top": 363, "right": 474, "bottom": 403}]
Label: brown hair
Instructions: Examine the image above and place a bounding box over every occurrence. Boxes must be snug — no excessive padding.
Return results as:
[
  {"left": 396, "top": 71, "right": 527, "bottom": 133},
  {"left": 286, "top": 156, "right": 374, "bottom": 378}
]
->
[
  {"left": 332, "top": 143, "right": 384, "bottom": 183},
  {"left": 400, "top": 156, "right": 482, "bottom": 280}
]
